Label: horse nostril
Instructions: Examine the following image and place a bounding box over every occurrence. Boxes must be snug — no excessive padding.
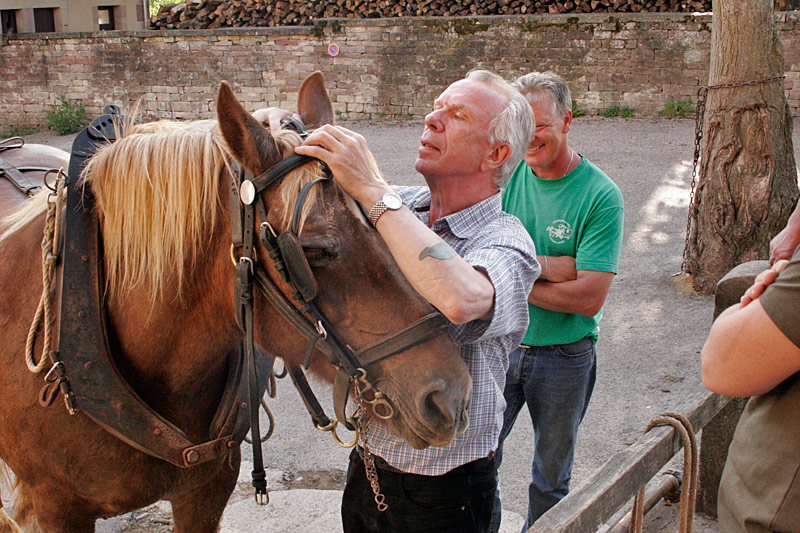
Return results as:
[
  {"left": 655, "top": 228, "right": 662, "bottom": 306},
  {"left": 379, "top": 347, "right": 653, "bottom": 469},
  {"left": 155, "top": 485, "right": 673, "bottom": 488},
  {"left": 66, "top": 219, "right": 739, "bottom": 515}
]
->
[{"left": 421, "top": 383, "right": 471, "bottom": 432}]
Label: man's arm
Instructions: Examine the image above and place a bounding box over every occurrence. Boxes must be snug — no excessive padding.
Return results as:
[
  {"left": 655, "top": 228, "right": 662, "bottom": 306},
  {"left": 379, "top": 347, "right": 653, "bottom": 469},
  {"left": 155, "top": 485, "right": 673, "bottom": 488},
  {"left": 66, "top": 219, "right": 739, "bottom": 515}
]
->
[
  {"left": 702, "top": 260, "right": 800, "bottom": 397},
  {"left": 527, "top": 269, "right": 614, "bottom": 317},
  {"left": 770, "top": 202, "right": 800, "bottom": 264},
  {"left": 295, "top": 124, "right": 495, "bottom": 324}
]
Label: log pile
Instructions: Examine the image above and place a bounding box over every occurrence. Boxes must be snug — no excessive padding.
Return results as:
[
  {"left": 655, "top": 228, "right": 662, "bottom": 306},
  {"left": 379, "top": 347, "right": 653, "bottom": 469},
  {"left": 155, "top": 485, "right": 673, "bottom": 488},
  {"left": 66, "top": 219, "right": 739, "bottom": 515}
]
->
[{"left": 149, "top": 0, "right": 713, "bottom": 30}]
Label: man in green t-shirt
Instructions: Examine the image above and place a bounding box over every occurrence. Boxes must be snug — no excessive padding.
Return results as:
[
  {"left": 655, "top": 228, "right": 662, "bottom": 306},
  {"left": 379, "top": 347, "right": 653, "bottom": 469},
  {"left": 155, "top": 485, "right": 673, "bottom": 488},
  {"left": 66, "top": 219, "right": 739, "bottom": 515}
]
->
[{"left": 490, "top": 72, "right": 624, "bottom": 531}]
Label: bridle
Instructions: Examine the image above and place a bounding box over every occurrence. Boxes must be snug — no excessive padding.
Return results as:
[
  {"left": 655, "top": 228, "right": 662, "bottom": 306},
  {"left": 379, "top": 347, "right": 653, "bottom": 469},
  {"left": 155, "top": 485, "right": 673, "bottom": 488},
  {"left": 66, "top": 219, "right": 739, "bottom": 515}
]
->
[{"left": 231, "top": 118, "right": 449, "bottom": 501}]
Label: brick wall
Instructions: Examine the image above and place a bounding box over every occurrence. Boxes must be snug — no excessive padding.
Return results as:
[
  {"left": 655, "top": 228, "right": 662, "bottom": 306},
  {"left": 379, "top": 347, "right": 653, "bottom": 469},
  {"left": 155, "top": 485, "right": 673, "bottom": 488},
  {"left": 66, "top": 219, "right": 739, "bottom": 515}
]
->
[{"left": 1, "top": 12, "right": 799, "bottom": 128}]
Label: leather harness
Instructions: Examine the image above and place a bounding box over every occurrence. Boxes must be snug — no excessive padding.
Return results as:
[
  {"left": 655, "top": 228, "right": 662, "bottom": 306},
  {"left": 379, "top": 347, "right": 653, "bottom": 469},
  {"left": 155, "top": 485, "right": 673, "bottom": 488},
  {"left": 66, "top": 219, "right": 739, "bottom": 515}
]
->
[
  {"left": 11, "top": 110, "right": 449, "bottom": 501},
  {"left": 0, "top": 137, "right": 43, "bottom": 196}
]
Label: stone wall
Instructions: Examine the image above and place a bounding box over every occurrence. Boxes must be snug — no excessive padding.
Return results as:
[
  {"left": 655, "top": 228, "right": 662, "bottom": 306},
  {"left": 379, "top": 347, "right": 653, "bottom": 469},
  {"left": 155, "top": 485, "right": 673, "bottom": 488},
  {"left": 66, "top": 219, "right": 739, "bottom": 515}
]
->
[{"left": 1, "top": 12, "right": 799, "bottom": 128}]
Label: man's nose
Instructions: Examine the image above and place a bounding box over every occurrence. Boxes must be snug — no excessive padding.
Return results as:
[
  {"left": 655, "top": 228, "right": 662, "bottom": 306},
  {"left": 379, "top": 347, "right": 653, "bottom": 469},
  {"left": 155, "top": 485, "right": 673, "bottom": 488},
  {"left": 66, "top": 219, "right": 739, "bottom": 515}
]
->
[{"left": 424, "top": 110, "right": 443, "bottom": 131}]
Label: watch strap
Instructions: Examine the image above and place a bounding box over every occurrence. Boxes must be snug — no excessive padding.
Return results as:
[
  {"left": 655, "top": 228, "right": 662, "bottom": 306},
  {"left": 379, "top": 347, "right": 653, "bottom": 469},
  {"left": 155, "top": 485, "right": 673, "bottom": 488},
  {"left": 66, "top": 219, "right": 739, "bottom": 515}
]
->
[{"left": 368, "top": 201, "right": 389, "bottom": 226}]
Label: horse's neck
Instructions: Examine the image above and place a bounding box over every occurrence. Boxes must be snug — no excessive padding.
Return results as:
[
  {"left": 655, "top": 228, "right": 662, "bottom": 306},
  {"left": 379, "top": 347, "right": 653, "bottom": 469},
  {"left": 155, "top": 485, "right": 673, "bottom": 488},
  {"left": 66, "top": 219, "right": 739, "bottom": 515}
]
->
[{"left": 104, "top": 223, "right": 240, "bottom": 434}]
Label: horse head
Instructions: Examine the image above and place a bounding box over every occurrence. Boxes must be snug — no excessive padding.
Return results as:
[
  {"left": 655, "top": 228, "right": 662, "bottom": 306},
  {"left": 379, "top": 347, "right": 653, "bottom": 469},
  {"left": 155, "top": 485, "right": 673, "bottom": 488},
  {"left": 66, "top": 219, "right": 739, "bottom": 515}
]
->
[{"left": 216, "top": 73, "right": 472, "bottom": 449}]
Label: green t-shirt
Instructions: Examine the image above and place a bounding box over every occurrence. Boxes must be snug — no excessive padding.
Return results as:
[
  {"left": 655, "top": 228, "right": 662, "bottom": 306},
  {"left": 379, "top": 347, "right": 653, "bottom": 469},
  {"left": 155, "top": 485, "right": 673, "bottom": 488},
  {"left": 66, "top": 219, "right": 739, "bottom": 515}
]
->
[{"left": 502, "top": 156, "right": 624, "bottom": 346}]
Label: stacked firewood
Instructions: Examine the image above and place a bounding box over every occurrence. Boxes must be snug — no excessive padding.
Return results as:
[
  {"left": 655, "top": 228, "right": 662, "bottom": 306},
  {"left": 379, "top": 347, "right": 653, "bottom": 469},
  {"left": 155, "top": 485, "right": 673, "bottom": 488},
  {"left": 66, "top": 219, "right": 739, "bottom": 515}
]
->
[{"left": 149, "top": 0, "right": 713, "bottom": 30}]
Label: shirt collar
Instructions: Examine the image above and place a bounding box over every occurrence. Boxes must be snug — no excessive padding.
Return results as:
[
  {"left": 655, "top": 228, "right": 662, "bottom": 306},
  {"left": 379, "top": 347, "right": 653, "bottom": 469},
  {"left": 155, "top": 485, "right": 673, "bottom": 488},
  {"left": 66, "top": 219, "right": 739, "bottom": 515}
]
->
[{"left": 422, "top": 192, "right": 503, "bottom": 239}]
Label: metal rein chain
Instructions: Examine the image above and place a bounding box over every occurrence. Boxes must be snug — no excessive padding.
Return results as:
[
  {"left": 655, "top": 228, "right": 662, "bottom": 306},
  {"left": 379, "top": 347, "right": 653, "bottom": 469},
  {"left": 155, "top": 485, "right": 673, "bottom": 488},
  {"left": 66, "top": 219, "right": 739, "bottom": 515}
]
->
[
  {"left": 353, "top": 372, "right": 389, "bottom": 512},
  {"left": 680, "top": 75, "right": 786, "bottom": 273}
]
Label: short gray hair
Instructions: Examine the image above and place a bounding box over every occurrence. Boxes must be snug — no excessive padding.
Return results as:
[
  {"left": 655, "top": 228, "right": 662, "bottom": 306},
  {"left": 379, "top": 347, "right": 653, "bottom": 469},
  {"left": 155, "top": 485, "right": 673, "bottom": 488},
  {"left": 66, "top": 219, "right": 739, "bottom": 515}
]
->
[
  {"left": 513, "top": 71, "right": 572, "bottom": 117},
  {"left": 466, "top": 69, "right": 535, "bottom": 189}
]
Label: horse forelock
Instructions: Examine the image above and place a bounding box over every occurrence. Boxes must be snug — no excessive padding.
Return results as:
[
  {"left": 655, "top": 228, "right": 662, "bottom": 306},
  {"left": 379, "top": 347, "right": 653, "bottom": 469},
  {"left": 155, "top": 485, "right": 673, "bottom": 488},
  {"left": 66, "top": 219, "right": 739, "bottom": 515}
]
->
[
  {"left": 272, "top": 129, "right": 327, "bottom": 234},
  {"left": 83, "top": 121, "right": 326, "bottom": 301}
]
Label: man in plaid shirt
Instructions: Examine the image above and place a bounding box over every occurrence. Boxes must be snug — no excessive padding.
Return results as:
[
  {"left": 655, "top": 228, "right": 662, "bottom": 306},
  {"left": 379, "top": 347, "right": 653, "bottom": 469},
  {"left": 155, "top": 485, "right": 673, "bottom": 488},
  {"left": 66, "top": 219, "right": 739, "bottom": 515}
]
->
[{"left": 297, "top": 69, "right": 539, "bottom": 532}]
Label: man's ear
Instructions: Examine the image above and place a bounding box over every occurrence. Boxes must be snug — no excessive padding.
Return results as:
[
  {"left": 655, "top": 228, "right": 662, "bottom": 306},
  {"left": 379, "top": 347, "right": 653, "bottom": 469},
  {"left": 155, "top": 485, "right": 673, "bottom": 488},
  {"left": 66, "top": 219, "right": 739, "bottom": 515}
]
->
[
  {"left": 482, "top": 142, "right": 512, "bottom": 173},
  {"left": 562, "top": 109, "right": 573, "bottom": 134}
]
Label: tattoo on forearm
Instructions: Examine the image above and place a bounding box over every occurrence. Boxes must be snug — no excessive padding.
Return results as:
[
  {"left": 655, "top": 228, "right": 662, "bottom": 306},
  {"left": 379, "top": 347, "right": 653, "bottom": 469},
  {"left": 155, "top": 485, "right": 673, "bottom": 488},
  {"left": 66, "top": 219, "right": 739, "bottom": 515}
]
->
[{"left": 418, "top": 242, "right": 457, "bottom": 261}]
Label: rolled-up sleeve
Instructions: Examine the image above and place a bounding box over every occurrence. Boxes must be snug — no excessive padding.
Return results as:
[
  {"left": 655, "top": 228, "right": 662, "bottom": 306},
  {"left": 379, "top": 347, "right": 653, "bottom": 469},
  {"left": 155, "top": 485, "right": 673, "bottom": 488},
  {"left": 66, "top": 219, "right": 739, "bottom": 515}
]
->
[{"left": 451, "top": 232, "right": 539, "bottom": 344}]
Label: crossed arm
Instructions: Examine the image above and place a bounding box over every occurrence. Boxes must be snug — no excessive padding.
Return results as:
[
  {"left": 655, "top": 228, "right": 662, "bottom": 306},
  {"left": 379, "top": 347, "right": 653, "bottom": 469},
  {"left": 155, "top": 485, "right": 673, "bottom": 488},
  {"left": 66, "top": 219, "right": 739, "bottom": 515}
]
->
[
  {"left": 530, "top": 255, "right": 614, "bottom": 317},
  {"left": 701, "top": 260, "right": 800, "bottom": 397}
]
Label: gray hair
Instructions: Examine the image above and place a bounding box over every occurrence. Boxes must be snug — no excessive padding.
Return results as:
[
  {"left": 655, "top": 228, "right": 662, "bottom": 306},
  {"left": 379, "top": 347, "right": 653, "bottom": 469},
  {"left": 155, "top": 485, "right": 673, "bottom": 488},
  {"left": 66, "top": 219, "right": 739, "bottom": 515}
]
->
[
  {"left": 513, "top": 71, "right": 572, "bottom": 117},
  {"left": 465, "top": 69, "right": 535, "bottom": 189}
]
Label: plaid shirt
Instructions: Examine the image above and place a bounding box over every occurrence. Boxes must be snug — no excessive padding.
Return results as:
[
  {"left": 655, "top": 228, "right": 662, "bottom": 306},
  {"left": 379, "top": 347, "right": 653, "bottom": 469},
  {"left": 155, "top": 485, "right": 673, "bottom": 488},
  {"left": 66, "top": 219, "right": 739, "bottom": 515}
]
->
[{"left": 365, "top": 186, "right": 539, "bottom": 476}]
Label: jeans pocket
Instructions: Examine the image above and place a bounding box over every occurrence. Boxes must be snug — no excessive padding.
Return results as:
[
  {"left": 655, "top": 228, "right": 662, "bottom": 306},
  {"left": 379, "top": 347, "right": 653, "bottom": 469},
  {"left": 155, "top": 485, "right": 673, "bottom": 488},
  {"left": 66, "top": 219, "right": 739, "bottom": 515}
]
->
[{"left": 554, "top": 337, "right": 594, "bottom": 358}]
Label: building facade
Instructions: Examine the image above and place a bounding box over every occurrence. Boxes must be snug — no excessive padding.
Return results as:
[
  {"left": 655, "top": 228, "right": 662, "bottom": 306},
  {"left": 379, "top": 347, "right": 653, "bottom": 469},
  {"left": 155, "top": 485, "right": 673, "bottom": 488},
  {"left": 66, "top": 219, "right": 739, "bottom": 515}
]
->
[{"left": 1, "top": 0, "right": 147, "bottom": 34}]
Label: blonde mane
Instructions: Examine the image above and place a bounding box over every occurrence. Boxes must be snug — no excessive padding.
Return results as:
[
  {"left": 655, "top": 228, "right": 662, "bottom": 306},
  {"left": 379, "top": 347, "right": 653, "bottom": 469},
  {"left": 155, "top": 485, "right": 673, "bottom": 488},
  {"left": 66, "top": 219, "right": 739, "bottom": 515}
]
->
[{"left": 0, "top": 121, "right": 326, "bottom": 301}]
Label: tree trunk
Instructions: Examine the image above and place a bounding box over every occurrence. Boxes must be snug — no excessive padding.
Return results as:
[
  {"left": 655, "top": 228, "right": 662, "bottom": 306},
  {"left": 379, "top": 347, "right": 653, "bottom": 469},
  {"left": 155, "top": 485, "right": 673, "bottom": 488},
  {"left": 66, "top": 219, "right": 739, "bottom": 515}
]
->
[{"left": 686, "top": 0, "right": 798, "bottom": 294}]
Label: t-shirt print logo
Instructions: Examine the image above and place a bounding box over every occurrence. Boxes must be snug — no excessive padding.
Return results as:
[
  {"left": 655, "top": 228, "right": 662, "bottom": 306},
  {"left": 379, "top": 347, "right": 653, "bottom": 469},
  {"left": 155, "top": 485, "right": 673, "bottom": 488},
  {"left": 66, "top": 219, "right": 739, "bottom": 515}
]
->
[{"left": 547, "top": 220, "right": 573, "bottom": 244}]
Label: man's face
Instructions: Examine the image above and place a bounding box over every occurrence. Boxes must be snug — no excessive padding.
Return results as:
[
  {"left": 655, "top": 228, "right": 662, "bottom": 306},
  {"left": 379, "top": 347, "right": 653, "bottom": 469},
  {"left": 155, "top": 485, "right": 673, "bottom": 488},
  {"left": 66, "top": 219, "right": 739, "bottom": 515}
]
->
[
  {"left": 414, "top": 79, "right": 506, "bottom": 181},
  {"left": 523, "top": 93, "right": 571, "bottom": 173}
]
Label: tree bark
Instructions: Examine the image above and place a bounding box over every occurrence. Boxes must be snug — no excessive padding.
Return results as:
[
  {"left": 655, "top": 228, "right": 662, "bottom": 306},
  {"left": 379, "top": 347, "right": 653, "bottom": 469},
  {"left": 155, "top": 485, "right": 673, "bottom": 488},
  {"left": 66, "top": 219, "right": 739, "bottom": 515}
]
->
[{"left": 686, "top": 0, "right": 798, "bottom": 294}]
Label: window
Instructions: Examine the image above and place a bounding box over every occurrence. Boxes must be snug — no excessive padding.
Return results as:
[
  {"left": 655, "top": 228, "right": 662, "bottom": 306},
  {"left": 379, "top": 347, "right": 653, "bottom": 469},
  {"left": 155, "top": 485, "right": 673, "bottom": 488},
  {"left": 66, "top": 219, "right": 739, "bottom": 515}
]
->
[
  {"left": 33, "top": 8, "right": 56, "bottom": 33},
  {"left": 1, "top": 10, "right": 17, "bottom": 35},
  {"left": 98, "top": 6, "right": 115, "bottom": 30}
]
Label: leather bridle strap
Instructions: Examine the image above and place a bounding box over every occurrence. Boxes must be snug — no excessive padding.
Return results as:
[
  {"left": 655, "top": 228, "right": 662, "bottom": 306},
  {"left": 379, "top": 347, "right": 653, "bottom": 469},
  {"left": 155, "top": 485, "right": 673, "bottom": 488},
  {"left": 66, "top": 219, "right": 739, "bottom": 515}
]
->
[
  {"left": 353, "top": 312, "right": 448, "bottom": 367},
  {"left": 233, "top": 139, "right": 452, "bottom": 444}
]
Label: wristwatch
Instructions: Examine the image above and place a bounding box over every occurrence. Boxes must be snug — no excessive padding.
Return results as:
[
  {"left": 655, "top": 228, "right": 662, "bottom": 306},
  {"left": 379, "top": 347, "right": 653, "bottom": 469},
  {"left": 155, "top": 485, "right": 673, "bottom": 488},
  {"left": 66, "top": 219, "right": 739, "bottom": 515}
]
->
[{"left": 368, "top": 192, "right": 403, "bottom": 226}]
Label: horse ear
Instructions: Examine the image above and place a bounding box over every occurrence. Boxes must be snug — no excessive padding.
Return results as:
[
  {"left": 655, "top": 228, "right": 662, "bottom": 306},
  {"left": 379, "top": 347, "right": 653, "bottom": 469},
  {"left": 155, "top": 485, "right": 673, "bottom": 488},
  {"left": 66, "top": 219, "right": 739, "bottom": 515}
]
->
[
  {"left": 216, "top": 81, "right": 281, "bottom": 175},
  {"left": 298, "top": 71, "right": 335, "bottom": 128}
]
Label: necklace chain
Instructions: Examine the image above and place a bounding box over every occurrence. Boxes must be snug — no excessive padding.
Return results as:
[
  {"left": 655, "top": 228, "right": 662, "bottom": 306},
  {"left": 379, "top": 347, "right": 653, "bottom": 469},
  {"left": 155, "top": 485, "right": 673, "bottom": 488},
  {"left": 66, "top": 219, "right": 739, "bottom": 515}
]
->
[{"left": 562, "top": 148, "right": 575, "bottom": 178}]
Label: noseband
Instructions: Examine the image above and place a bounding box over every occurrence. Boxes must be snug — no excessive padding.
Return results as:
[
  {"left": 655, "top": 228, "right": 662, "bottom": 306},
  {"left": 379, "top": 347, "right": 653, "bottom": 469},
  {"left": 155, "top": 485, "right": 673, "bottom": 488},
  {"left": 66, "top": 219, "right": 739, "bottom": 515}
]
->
[{"left": 231, "top": 120, "right": 449, "bottom": 496}]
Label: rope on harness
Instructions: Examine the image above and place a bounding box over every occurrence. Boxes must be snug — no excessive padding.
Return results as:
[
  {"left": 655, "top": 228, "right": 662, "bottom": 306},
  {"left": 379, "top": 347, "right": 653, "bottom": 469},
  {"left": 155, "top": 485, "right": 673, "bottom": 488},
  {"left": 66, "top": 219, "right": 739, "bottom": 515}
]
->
[
  {"left": 25, "top": 172, "right": 66, "bottom": 373},
  {"left": 630, "top": 412, "right": 698, "bottom": 533}
]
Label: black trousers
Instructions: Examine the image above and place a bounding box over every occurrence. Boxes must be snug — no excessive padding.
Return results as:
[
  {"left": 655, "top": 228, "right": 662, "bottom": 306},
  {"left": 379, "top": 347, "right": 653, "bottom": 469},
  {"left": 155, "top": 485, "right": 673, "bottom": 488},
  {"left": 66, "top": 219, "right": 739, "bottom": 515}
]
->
[{"left": 342, "top": 448, "right": 497, "bottom": 533}]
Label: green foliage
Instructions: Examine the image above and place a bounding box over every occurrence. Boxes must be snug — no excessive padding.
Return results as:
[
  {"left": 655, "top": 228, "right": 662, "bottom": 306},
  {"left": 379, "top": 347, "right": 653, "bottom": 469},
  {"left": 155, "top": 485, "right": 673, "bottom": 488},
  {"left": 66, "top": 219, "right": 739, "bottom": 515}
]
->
[
  {"left": 571, "top": 99, "right": 585, "bottom": 118},
  {"left": 148, "top": 0, "right": 175, "bottom": 16},
  {"left": 0, "top": 124, "right": 40, "bottom": 138},
  {"left": 601, "top": 105, "right": 635, "bottom": 118},
  {"left": 658, "top": 100, "right": 695, "bottom": 117},
  {"left": 45, "top": 94, "right": 88, "bottom": 136},
  {"left": 602, "top": 105, "right": 620, "bottom": 117}
]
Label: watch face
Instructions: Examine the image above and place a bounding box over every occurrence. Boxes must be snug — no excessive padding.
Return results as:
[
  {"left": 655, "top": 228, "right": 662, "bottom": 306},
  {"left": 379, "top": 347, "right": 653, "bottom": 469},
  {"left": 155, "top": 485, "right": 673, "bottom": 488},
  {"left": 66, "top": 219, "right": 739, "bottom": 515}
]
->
[{"left": 383, "top": 193, "right": 403, "bottom": 210}]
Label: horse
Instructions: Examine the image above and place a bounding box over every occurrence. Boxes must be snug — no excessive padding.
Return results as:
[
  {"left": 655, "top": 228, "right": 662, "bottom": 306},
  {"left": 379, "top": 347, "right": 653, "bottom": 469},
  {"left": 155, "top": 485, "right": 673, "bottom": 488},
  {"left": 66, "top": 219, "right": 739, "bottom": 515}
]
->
[{"left": 0, "top": 72, "right": 472, "bottom": 532}]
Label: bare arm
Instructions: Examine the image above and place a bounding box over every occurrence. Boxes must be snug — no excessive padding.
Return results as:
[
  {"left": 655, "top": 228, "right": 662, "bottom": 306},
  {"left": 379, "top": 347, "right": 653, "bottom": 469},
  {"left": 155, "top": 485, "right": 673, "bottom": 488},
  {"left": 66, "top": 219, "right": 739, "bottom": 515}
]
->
[
  {"left": 701, "top": 260, "right": 800, "bottom": 397},
  {"left": 295, "top": 125, "right": 495, "bottom": 324},
  {"left": 770, "top": 202, "right": 800, "bottom": 264},
  {"left": 528, "top": 269, "right": 614, "bottom": 317}
]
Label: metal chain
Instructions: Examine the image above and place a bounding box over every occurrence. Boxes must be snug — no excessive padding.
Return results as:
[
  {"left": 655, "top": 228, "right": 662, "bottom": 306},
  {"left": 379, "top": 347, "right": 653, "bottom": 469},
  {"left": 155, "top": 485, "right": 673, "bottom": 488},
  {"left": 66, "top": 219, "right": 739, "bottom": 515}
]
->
[
  {"left": 680, "top": 75, "right": 786, "bottom": 273},
  {"left": 354, "top": 374, "right": 388, "bottom": 512}
]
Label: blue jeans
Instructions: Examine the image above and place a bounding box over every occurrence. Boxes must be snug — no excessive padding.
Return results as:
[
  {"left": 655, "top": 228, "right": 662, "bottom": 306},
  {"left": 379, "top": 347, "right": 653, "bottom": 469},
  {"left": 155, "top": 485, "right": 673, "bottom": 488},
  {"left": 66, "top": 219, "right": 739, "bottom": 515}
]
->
[{"left": 489, "top": 337, "right": 596, "bottom": 532}]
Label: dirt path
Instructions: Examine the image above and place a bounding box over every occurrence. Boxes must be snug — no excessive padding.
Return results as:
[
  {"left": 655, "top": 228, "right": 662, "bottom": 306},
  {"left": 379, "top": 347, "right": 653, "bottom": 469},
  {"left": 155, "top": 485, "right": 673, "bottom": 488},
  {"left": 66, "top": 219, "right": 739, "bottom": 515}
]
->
[{"left": 12, "top": 116, "right": 800, "bottom": 531}]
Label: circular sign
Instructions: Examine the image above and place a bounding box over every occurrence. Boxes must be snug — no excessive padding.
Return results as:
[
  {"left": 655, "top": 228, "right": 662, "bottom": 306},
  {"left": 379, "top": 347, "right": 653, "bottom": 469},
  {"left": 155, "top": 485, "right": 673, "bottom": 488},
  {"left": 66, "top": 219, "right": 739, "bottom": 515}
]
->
[{"left": 328, "top": 43, "right": 339, "bottom": 57}]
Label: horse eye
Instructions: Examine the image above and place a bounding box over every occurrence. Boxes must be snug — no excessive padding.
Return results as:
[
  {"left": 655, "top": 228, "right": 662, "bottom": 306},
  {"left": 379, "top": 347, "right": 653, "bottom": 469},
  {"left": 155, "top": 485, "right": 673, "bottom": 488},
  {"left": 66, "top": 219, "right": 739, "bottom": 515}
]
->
[{"left": 303, "top": 246, "right": 338, "bottom": 267}]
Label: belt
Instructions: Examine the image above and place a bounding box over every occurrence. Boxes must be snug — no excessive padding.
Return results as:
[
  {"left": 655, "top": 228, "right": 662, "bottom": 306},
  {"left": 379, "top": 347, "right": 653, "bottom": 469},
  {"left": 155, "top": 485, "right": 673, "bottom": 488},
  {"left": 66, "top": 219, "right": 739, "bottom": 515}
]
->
[{"left": 520, "top": 336, "right": 594, "bottom": 350}]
